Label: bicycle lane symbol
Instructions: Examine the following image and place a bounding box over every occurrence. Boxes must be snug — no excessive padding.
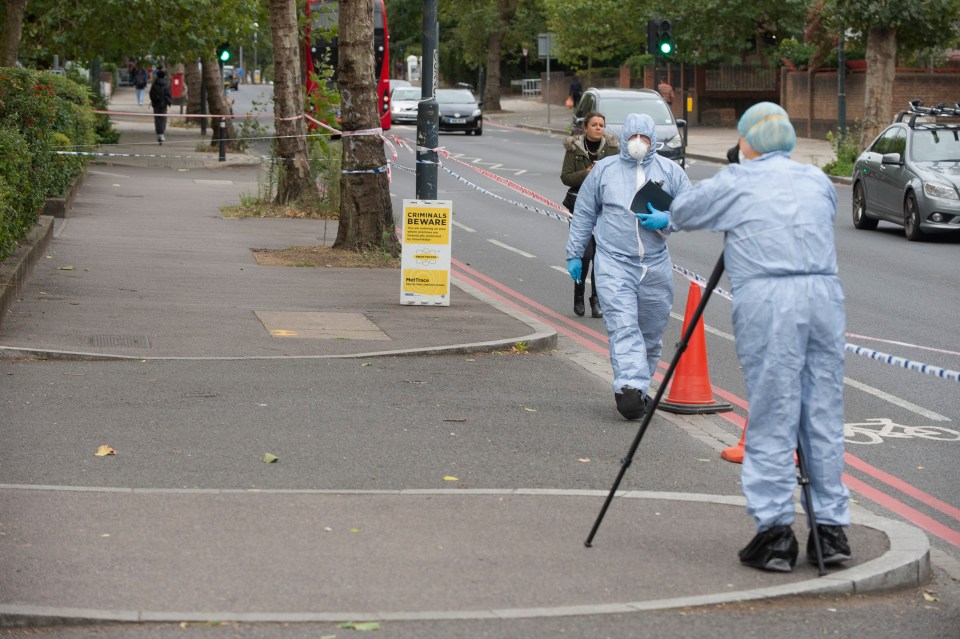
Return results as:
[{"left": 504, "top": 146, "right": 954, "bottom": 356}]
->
[{"left": 844, "top": 418, "right": 960, "bottom": 445}]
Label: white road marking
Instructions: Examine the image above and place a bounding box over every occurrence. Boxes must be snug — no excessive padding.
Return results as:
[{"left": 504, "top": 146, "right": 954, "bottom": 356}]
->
[
  {"left": 487, "top": 239, "right": 535, "bottom": 258},
  {"left": 452, "top": 220, "right": 476, "bottom": 233},
  {"left": 551, "top": 265, "right": 567, "bottom": 274}
]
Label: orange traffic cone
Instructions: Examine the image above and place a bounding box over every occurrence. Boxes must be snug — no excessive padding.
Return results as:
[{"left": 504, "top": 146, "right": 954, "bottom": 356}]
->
[
  {"left": 658, "top": 281, "right": 733, "bottom": 415},
  {"left": 721, "top": 419, "right": 747, "bottom": 463}
]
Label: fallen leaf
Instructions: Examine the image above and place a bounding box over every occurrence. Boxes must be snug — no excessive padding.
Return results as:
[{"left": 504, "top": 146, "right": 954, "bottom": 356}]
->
[
  {"left": 350, "top": 528, "right": 361, "bottom": 533},
  {"left": 57, "top": 265, "right": 75, "bottom": 271},
  {"left": 523, "top": 407, "right": 537, "bottom": 412},
  {"left": 262, "top": 453, "right": 278, "bottom": 463},
  {"left": 443, "top": 475, "right": 459, "bottom": 481},
  {"left": 917, "top": 466, "right": 925, "bottom": 470},
  {"left": 578, "top": 458, "right": 591, "bottom": 463},
  {"left": 923, "top": 590, "right": 939, "bottom": 602},
  {"left": 339, "top": 621, "right": 380, "bottom": 631},
  {"left": 95, "top": 445, "right": 117, "bottom": 457},
  {"left": 361, "top": 363, "right": 372, "bottom": 367}
]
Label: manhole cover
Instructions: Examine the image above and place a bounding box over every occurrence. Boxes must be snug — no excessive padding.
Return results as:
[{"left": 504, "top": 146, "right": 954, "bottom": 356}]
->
[{"left": 89, "top": 335, "right": 151, "bottom": 348}]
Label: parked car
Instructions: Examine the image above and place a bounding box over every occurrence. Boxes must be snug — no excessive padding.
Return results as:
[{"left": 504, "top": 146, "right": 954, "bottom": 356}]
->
[
  {"left": 852, "top": 100, "right": 960, "bottom": 241},
  {"left": 391, "top": 86, "right": 421, "bottom": 124},
  {"left": 572, "top": 88, "right": 686, "bottom": 166},
  {"left": 436, "top": 88, "right": 483, "bottom": 135}
]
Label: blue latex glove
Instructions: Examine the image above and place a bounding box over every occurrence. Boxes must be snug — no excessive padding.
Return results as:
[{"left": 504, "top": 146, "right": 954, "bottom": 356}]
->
[
  {"left": 567, "top": 257, "right": 582, "bottom": 284},
  {"left": 636, "top": 202, "right": 670, "bottom": 230}
]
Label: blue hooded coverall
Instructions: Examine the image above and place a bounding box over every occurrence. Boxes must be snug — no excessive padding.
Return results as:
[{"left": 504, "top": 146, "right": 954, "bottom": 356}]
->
[
  {"left": 566, "top": 113, "right": 691, "bottom": 396},
  {"left": 669, "top": 151, "right": 851, "bottom": 533}
]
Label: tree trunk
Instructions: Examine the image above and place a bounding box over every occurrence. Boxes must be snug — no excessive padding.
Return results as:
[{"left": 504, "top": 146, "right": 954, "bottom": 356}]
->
[
  {"left": 1, "top": 0, "right": 27, "bottom": 67},
  {"left": 859, "top": 27, "right": 897, "bottom": 149},
  {"left": 201, "top": 55, "right": 237, "bottom": 145},
  {"left": 482, "top": 0, "right": 519, "bottom": 111},
  {"left": 269, "top": 0, "right": 313, "bottom": 204},
  {"left": 185, "top": 59, "right": 202, "bottom": 118},
  {"left": 333, "top": 0, "right": 399, "bottom": 256},
  {"left": 484, "top": 31, "right": 504, "bottom": 110}
]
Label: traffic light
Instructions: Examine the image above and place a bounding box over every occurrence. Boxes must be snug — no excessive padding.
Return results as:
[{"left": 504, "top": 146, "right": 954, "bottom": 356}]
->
[
  {"left": 646, "top": 20, "right": 658, "bottom": 55},
  {"left": 217, "top": 43, "right": 232, "bottom": 63},
  {"left": 657, "top": 20, "right": 674, "bottom": 56}
]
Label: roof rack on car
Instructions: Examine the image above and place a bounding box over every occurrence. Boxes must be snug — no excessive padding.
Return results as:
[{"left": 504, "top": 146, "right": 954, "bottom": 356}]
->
[{"left": 895, "top": 99, "right": 960, "bottom": 126}]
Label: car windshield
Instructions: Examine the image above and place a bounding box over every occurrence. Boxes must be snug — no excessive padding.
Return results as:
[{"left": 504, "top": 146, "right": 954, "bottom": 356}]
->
[
  {"left": 436, "top": 89, "right": 476, "bottom": 104},
  {"left": 601, "top": 97, "right": 674, "bottom": 125},
  {"left": 911, "top": 128, "right": 960, "bottom": 162},
  {"left": 393, "top": 88, "right": 421, "bottom": 101}
]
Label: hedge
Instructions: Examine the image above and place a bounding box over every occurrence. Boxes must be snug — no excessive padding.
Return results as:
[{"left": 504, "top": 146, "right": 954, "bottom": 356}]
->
[{"left": 0, "top": 67, "right": 102, "bottom": 262}]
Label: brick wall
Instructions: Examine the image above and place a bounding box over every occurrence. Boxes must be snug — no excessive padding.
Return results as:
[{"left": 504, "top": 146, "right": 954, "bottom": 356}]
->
[{"left": 782, "top": 68, "right": 960, "bottom": 139}]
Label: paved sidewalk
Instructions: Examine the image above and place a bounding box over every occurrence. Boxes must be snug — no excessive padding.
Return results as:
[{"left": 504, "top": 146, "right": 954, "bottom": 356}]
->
[{"left": 0, "top": 88, "right": 928, "bottom": 629}]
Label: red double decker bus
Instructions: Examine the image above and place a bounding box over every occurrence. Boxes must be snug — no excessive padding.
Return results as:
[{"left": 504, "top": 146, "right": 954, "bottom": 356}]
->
[{"left": 305, "top": 0, "right": 391, "bottom": 130}]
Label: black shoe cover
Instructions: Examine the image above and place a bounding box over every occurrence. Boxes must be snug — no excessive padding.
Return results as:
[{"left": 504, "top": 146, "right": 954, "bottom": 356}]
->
[
  {"left": 808, "top": 525, "right": 851, "bottom": 565},
  {"left": 739, "top": 525, "right": 798, "bottom": 572},
  {"left": 615, "top": 387, "right": 646, "bottom": 420},
  {"left": 590, "top": 297, "right": 603, "bottom": 318},
  {"left": 574, "top": 296, "right": 585, "bottom": 317}
]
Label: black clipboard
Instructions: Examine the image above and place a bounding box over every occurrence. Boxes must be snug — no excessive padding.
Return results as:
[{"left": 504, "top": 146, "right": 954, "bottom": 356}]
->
[{"left": 630, "top": 180, "right": 673, "bottom": 214}]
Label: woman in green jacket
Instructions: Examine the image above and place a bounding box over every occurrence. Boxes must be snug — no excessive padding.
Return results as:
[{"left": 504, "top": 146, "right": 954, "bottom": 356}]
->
[{"left": 561, "top": 112, "right": 619, "bottom": 317}]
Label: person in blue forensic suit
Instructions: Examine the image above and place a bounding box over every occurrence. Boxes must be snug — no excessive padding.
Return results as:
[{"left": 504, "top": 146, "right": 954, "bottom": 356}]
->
[
  {"left": 663, "top": 102, "right": 851, "bottom": 572},
  {"left": 566, "top": 113, "right": 691, "bottom": 420}
]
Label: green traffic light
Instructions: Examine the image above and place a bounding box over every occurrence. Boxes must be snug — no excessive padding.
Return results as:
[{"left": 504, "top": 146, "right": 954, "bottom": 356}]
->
[
  {"left": 220, "top": 49, "right": 231, "bottom": 62},
  {"left": 659, "top": 40, "right": 672, "bottom": 55}
]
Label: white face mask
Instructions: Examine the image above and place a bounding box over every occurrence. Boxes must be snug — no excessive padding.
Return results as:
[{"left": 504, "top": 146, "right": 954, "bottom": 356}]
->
[
  {"left": 627, "top": 137, "right": 649, "bottom": 161},
  {"left": 738, "top": 151, "right": 748, "bottom": 163}
]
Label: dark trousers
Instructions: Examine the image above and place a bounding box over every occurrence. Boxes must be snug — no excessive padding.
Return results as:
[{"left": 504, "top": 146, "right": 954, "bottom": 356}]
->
[
  {"left": 153, "top": 106, "right": 168, "bottom": 135},
  {"left": 574, "top": 235, "right": 598, "bottom": 300}
]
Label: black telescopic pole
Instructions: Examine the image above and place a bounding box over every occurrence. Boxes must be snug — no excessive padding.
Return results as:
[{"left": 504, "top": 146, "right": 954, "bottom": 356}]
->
[
  {"left": 585, "top": 252, "right": 725, "bottom": 547},
  {"left": 796, "top": 441, "right": 827, "bottom": 575}
]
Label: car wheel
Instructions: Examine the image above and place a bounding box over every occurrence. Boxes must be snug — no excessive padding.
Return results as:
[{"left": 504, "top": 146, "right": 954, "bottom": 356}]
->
[
  {"left": 852, "top": 182, "right": 878, "bottom": 230},
  {"left": 903, "top": 192, "right": 926, "bottom": 241},
  {"left": 474, "top": 126, "right": 483, "bottom": 136}
]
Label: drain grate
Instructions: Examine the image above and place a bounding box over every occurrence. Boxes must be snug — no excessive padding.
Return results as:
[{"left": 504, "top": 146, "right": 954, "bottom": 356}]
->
[{"left": 89, "top": 335, "right": 151, "bottom": 348}]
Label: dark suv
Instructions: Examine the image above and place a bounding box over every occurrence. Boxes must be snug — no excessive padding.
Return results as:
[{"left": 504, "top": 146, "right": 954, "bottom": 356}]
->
[
  {"left": 573, "top": 88, "right": 686, "bottom": 166},
  {"left": 852, "top": 100, "right": 960, "bottom": 241}
]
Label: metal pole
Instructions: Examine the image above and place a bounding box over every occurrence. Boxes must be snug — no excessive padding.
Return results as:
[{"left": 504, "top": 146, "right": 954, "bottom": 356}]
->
[
  {"left": 546, "top": 35, "right": 551, "bottom": 124},
  {"left": 838, "top": 30, "right": 847, "bottom": 141},
  {"left": 219, "top": 117, "right": 226, "bottom": 162},
  {"left": 199, "top": 58, "right": 207, "bottom": 136},
  {"left": 416, "top": 0, "right": 440, "bottom": 200}
]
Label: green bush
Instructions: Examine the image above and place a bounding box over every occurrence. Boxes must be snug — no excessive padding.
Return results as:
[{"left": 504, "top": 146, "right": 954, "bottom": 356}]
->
[
  {"left": 0, "top": 67, "right": 99, "bottom": 262},
  {"left": 822, "top": 127, "right": 861, "bottom": 177}
]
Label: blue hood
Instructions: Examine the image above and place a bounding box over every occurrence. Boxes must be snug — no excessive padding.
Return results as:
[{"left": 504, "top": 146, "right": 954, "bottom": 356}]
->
[{"left": 619, "top": 113, "right": 658, "bottom": 167}]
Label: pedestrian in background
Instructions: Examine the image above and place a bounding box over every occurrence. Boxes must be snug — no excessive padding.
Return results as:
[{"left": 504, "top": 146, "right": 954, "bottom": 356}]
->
[
  {"left": 149, "top": 69, "right": 173, "bottom": 145},
  {"left": 561, "top": 111, "right": 619, "bottom": 318},
  {"left": 567, "top": 113, "right": 691, "bottom": 420},
  {"left": 568, "top": 77, "right": 582, "bottom": 107},
  {"left": 133, "top": 66, "right": 148, "bottom": 106},
  {"left": 666, "top": 102, "right": 851, "bottom": 573}
]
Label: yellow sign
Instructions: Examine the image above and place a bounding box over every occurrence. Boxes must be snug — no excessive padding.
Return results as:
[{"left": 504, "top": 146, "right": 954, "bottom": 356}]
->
[{"left": 401, "top": 200, "right": 453, "bottom": 305}]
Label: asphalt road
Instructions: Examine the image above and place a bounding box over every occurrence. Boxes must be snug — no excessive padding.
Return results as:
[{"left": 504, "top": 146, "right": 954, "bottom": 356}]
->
[{"left": 387, "top": 120, "right": 960, "bottom": 566}]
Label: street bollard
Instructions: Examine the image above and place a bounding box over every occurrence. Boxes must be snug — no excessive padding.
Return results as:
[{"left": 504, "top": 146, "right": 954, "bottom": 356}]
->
[{"left": 219, "top": 117, "right": 226, "bottom": 162}]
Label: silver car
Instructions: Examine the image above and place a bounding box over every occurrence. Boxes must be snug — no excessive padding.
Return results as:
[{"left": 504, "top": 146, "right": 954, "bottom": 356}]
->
[
  {"left": 852, "top": 102, "right": 960, "bottom": 241},
  {"left": 390, "top": 86, "right": 421, "bottom": 124},
  {"left": 572, "top": 88, "right": 686, "bottom": 166}
]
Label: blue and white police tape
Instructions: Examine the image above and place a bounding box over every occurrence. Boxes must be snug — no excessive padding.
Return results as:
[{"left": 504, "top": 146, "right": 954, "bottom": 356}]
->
[{"left": 845, "top": 344, "right": 960, "bottom": 382}]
